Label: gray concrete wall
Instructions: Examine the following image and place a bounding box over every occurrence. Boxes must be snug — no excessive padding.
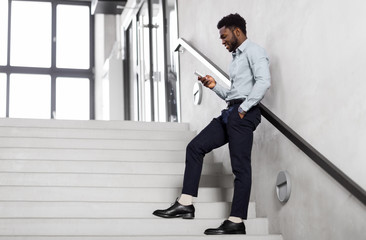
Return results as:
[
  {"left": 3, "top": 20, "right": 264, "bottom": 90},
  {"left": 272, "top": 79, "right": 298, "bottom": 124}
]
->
[{"left": 177, "top": 0, "right": 366, "bottom": 239}]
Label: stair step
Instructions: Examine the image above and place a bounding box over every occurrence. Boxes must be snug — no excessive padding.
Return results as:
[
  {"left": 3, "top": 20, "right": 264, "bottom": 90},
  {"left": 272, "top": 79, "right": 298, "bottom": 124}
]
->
[
  {"left": 0, "top": 218, "right": 269, "bottom": 235},
  {"left": 0, "top": 138, "right": 188, "bottom": 151},
  {"left": 0, "top": 172, "right": 233, "bottom": 188},
  {"left": 0, "top": 187, "right": 233, "bottom": 202},
  {"left": 0, "top": 202, "right": 256, "bottom": 219},
  {"left": 0, "top": 236, "right": 283, "bottom": 240},
  {"left": 0, "top": 148, "right": 188, "bottom": 162},
  {"left": 0, "top": 119, "right": 281, "bottom": 239},
  {"left": 0, "top": 118, "right": 190, "bottom": 131},
  {"left": 0, "top": 160, "right": 222, "bottom": 175},
  {"left": 0, "top": 127, "right": 196, "bottom": 140}
]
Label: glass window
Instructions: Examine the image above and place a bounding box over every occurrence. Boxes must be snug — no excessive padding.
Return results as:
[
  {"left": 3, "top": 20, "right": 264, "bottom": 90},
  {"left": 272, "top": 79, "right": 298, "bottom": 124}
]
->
[
  {"left": 57, "top": 5, "right": 90, "bottom": 69},
  {"left": 56, "top": 77, "right": 90, "bottom": 120},
  {"left": 0, "top": 74, "right": 6, "bottom": 118},
  {"left": 10, "top": 1, "right": 51, "bottom": 67},
  {"left": 9, "top": 74, "right": 51, "bottom": 119},
  {"left": 0, "top": 0, "right": 8, "bottom": 66}
]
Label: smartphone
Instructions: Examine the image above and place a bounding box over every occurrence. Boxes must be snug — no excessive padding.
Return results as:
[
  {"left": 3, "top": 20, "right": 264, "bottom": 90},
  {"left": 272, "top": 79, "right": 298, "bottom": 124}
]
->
[{"left": 194, "top": 71, "right": 203, "bottom": 78}]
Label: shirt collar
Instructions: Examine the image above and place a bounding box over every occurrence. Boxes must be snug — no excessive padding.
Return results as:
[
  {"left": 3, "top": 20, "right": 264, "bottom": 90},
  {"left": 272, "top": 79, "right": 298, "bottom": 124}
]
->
[{"left": 232, "top": 39, "right": 249, "bottom": 58}]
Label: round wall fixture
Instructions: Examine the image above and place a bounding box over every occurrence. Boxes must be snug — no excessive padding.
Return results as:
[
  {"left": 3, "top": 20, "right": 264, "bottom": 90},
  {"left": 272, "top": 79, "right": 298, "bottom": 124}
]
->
[
  {"left": 193, "top": 82, "right": 203, "bottom": 105},
  {"left": 276, "top": 171, "right": 291, "bottom": 203}
]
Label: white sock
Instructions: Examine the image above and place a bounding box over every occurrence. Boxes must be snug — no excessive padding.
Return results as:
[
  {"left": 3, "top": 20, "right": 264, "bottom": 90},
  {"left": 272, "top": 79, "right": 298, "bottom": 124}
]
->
[
  {"left": 228, "top": 216, "right": 243, "bottom": 223},
  {"left": 178, "top": 194, "right": 193, "bottom": 206}
]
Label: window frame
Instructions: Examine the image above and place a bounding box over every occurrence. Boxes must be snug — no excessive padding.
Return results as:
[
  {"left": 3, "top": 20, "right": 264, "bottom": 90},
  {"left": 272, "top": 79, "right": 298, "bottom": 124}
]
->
[{"left": 0, "top": 0, "right": 95, "bottom": 119}]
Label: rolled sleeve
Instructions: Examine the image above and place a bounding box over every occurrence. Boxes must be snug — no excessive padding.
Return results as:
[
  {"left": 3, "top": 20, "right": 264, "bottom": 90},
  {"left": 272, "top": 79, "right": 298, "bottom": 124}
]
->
[{"left": 240, "top": 48, "right": 271, "bottom": 112}]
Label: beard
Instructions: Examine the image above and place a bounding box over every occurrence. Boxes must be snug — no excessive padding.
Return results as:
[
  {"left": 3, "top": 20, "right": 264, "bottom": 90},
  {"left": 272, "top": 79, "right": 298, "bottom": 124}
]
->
[{"left": 228, "top": 33, "right": 239, "bottom": 52}]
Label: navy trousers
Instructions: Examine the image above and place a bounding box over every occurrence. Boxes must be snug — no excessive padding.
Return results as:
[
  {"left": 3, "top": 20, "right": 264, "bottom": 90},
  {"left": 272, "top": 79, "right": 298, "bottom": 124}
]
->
[{"left": 182, "top": 103, "right": 261, "bottom": 219}]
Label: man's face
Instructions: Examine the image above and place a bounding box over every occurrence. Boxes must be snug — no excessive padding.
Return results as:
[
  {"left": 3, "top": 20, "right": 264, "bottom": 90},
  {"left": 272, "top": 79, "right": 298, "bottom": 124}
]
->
[{"left": 219, "top": 26, "right": 239, "bottom": 52}]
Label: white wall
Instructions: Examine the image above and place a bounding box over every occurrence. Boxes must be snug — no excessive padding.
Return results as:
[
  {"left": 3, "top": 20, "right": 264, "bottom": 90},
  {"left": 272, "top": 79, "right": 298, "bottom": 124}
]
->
[
  {"left": 177, "top": 0, "right": 366, "bottom": 239},
  {"left": 95, "top": 14, "right": 125, "bottom": 120},
  {"left": 102, "top": 58, "right": 124, "bottom": 120},
  {"left": 94, "top": 14, "right": 105, "bottom": 120}
]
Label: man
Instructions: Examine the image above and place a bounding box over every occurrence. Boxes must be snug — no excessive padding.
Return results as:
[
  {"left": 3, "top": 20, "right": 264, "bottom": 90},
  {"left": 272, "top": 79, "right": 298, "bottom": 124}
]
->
[{"left": 153, "top": 13, "right": 271, "bottom": 235}]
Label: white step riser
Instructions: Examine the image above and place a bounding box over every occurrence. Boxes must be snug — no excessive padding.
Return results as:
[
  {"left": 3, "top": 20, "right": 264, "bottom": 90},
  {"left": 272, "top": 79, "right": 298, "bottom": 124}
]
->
[
  {"left": 0, "top": 236, "right": 283, "bottom": 240},
  {"left": 0, "top": 219, "right": 269, "bottom": 235},
  {"left": 0, "top": 127, "right": 196, "bottom": 140},
  {"left": 0, "top": 119, "right": 190, "bottom": 131},
  {"left": 0, "top": 138, "right": 188, "bottom": 151},
  {"left": 0, "top": 148, "right": 188, "bottom": 162},
  {"left": 0, "top": 202, "right": 256, "bottom": 219},
  {"left": 0, "top": 173, "right": 234, "bottom": 188},
  {"left": 0, "top": 187, "right": 234, "bottom": 203},
  {"left": 0, "top": 160, "right": 222, "bottom": 175}
]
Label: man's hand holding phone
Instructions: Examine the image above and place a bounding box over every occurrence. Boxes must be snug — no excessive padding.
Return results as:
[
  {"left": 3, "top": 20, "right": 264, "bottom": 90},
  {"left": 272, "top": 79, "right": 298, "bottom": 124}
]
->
[{"left": 194, "top": 71, "right": 216, "bottom": 89}]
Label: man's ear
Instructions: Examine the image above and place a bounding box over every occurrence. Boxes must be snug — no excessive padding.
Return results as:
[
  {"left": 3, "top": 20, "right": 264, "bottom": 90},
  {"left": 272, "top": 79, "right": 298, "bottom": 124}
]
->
[{"left": 234, "top": 27, "right": 241, "bottom": 37}]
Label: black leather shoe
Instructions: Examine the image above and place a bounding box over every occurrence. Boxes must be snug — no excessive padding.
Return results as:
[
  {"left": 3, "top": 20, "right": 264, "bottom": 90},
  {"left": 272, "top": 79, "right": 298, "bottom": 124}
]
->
[
  {"left": 204, "top": 220, "right": 246, "bottom": 235},
  {"left": 153, "top": 200, "right": 195, "bottom": 219}
]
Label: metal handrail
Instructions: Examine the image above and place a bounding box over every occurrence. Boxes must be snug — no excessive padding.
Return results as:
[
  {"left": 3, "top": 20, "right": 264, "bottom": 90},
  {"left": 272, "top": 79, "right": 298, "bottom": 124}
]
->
[{"left": 175, "top": 37, "right": 366, "bottom": 205}]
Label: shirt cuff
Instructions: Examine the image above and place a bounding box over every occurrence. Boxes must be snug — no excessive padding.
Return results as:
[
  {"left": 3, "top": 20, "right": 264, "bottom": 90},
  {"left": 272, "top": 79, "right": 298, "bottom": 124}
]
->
[
  {"left": 211, "top": 83, "right": 225, "bottom": 97},
  {"left": 238, "top": 106, "right": 246, "bottom": 114},
  {"left": 239, "top": 102, "right": 251, "bottom": 112},
  {"left": 211, "top": 84, "right": 221, "bottom": 93}
]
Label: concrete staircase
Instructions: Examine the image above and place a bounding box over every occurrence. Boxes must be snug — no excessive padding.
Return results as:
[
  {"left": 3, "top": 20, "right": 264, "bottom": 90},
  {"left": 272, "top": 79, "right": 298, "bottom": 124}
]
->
[{"left": 0, "top": 118, "right": 282, "bottom": 240}]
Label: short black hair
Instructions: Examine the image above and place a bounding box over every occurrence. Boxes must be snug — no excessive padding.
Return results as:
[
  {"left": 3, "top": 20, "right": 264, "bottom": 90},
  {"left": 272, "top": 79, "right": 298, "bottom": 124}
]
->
[{"left": 217, "top": 13, "right": 247, "bottom": 35}]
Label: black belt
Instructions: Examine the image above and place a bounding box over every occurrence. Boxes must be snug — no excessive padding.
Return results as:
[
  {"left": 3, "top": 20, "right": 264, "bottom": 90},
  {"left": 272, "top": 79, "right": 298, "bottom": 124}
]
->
[{"left": 226, "top": 98, "right": 245, "bottom": 107}]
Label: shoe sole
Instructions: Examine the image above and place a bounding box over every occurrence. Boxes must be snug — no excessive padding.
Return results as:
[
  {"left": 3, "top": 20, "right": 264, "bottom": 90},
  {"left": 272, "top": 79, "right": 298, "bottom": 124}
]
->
[
  {"left": 204, "top": 230, "right": 246, "bottom": 235},
  {"left": 153, "top": 212, "right": 195, "bottom": 219}
]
